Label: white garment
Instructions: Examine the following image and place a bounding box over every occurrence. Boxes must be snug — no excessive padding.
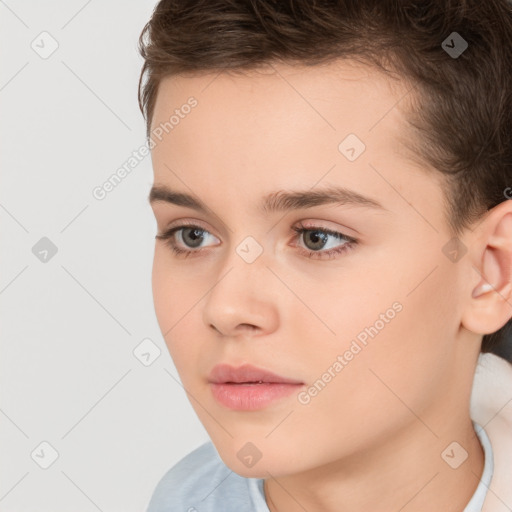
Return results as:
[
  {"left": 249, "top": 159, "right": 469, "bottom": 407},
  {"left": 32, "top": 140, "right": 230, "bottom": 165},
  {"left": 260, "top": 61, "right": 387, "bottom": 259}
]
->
[
  {"left": 470, "top": 353, "right": 512, "bottom": 512},
  {"left": 461, "top": 423, "right": 493, "bottom": 512}
]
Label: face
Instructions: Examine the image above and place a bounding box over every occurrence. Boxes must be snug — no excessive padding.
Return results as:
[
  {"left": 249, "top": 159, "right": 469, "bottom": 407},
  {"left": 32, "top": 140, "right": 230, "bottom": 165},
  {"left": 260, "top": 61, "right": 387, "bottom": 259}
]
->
[{"left": 148, "top": 60, "right": 474, "bottom": 478}]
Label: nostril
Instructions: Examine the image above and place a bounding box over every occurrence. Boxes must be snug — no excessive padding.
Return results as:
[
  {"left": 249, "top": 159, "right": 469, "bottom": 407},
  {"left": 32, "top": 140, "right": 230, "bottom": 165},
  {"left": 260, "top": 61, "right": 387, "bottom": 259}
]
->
[{"left": 239, "top": 323, "right": 257, "bottom": 331}]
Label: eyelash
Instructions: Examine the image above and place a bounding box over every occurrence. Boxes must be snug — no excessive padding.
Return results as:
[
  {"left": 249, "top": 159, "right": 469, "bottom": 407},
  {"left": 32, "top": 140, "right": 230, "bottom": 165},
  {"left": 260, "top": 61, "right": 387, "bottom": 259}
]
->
[{"left": 155, "top": 222, "right": 358, "bottom": 260}]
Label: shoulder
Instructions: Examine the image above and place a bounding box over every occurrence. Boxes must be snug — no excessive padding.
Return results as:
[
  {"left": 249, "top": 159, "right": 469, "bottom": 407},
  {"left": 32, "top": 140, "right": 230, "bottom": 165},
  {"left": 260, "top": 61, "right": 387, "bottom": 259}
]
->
[
  {"left": 472, "top": 353, "right": 512, "bottom": 512},
  {"left": 472, "top": 352, "right": 512, "bottom": 416},
  {"left": 471, "top": 352, "right": 512, "bottom": 435},
  {"left": 145, "top": 441, "right": 266, "bottom": 512}
]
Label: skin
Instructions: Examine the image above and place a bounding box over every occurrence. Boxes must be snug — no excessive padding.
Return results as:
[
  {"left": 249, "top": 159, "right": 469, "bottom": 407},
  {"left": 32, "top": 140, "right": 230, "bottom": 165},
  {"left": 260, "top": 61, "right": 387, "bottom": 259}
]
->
[{"left": 148, "top": 59, "right": 512, "bottom": 512}]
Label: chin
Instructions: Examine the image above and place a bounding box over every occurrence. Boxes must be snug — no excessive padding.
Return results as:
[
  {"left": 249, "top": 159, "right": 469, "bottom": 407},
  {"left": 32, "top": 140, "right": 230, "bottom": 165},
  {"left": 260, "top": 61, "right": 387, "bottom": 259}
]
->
[{"left": 217, "top": 448, "right": 296, "bottom": 479}]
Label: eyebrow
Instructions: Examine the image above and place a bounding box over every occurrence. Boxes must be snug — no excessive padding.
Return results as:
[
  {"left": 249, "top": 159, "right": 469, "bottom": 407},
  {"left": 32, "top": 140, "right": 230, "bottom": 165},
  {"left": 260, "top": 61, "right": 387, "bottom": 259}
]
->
[{"left": 148, "top": 184, "right": 387, "bottom": 214}]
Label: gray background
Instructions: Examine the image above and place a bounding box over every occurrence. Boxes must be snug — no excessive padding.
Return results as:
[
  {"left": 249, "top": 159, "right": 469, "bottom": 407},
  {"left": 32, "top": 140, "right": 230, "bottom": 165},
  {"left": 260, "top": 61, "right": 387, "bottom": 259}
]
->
[{"left": 1, "top": 1, "right": 209, "bottom": 510}]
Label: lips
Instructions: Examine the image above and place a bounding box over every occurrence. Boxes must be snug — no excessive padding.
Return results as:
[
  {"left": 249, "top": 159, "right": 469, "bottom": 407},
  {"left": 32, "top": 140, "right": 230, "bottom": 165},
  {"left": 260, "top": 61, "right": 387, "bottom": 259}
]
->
[{"left": 208, "top": 363, "right": 303, "bottom": 385}]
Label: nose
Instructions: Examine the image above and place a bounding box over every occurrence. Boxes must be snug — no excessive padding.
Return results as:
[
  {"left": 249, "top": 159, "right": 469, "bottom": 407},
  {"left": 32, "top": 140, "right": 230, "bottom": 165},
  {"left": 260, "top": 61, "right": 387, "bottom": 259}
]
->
[
  {"left": 202, "top": 252, "right": 279, "bottom": 338},
  {"left": 210, "top": 322, "right": 259, "bottom": 336}
]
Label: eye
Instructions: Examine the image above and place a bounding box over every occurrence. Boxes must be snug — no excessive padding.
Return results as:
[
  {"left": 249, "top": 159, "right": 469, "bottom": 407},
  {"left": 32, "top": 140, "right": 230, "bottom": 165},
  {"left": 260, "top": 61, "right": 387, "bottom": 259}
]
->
[
  {"left": 291, "top": 222, "right": 357, "bottom": 260},
  {"left": 155, "top": 224, "right": 219, "bottom": 258},
  {"left": 155, "top": 222, "right": 358, "bottom": 260}
]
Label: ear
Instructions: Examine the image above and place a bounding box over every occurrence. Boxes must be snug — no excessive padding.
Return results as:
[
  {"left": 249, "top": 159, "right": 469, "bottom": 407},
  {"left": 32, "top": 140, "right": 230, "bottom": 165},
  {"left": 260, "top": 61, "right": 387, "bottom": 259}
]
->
[{"left": 461, "top": 200, "right": 512, "bottom": 335}]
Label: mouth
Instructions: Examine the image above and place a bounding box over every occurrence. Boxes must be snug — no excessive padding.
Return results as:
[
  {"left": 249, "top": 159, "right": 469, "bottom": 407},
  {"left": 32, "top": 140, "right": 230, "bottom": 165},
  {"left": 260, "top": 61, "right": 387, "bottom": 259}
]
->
[
  {"left": 207, "top": 363, "right": 304, "bottom": 411},
  {"left": 207, "top": 363, "right": 304, "bottom": 385}
]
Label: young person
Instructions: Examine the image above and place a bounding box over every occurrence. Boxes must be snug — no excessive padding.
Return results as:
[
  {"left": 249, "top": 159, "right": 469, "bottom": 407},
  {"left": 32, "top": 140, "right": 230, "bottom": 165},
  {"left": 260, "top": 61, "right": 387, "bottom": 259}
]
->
[{"left": 138, "top": 1, "right": 512, "bottom": 510}]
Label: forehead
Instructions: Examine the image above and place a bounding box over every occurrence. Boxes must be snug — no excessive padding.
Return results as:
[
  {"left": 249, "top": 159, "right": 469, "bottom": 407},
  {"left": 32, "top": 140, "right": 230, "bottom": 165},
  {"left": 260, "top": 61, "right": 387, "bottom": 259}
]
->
[
  {"left": 151, "top": 59, "right": 410, "bottom": 144},
  {"left": 148, "top": 59, "right": 439, "bottom": 221}
]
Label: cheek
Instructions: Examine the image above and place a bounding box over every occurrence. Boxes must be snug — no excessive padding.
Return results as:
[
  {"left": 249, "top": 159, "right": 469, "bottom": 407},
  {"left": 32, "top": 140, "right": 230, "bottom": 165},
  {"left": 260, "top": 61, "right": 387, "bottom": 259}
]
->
[
  {"left": 151, "top": 248, "right": 172, "bottom": 327},
  {"left": 151, "top": 248, "right": 204, "bottom": 376},
  {"left": 343, "top": 260, "right": 459, "bottom": 413},
  {"left": 306, "top": 245, "right": 457, "bottom": 400},
  {"left": 151, "top": 249, "right": 191, "bottom": 349},
  {"left": 151, "top": 247, "right": 197, "bottom": 321}
]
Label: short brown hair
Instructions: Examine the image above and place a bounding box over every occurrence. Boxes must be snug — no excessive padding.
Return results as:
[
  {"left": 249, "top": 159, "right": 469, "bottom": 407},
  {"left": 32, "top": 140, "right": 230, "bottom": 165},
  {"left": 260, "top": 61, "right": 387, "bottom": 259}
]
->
[{"left": 138, "top": 0, "right": 512, "bottom": 354}]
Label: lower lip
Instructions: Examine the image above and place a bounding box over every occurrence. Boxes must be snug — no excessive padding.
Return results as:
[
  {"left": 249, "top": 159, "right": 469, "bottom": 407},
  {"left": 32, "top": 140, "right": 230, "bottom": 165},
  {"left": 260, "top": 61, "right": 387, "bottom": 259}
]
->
[{"left": 209, "top": 382, "right": 303, "bottom": 410}]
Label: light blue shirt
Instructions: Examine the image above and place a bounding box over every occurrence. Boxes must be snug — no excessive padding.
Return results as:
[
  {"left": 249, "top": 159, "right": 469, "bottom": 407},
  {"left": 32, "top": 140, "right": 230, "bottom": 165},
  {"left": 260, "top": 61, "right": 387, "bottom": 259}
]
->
[{"left": 146, "top": 421, "right": 494, "bottom": 512}]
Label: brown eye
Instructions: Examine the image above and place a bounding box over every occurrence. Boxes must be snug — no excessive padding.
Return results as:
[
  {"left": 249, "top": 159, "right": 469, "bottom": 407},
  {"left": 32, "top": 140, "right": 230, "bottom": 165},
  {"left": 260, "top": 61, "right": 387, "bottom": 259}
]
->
[
  {"left": 155, "top": 224, "right": 219, "bottom": 257},
  {"left": 301, "top": 230, "right": 329, "bottom": 251},
  {"left": 180, "top": 227, "right": 205, "bottom": 248},
  {"left": 291, "top": 224, "right": 358, "bottom": 260}
]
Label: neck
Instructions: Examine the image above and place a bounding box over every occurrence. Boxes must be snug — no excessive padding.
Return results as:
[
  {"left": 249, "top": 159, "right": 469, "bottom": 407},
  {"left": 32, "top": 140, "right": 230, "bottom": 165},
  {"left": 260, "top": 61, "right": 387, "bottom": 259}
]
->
[{"left": 264, "top": 416, "right": 484, "bottom": 512}]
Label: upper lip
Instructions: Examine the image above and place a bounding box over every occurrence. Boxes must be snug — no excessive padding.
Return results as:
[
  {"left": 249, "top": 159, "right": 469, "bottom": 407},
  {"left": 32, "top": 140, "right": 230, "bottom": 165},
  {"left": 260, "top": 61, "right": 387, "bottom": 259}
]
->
[{"left": 208, "top": 363, "right": 303, "bottom": 384}]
